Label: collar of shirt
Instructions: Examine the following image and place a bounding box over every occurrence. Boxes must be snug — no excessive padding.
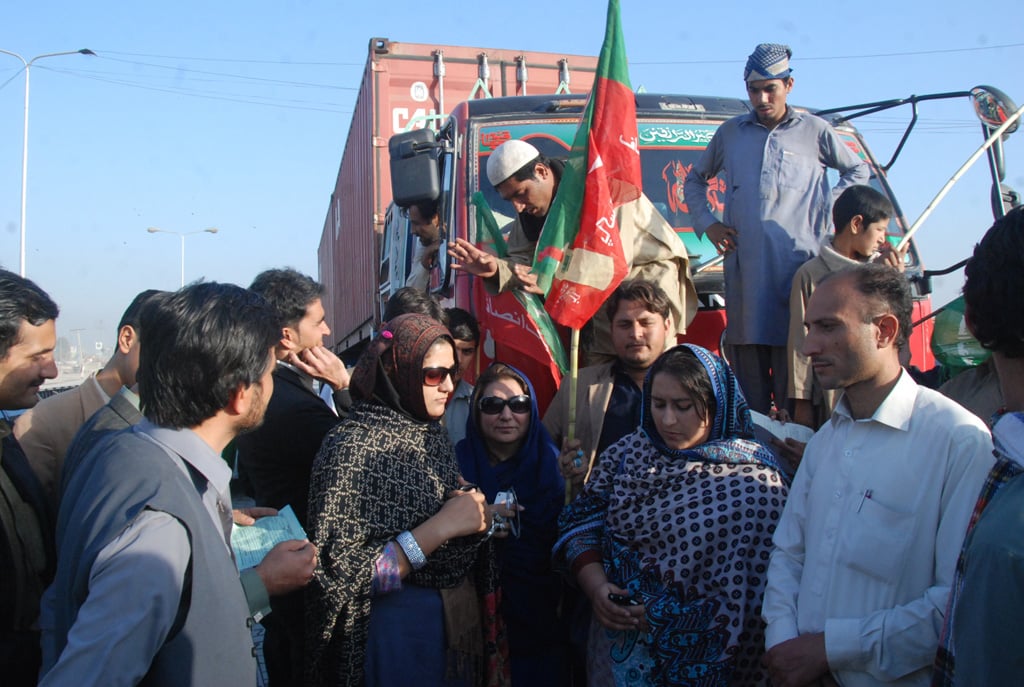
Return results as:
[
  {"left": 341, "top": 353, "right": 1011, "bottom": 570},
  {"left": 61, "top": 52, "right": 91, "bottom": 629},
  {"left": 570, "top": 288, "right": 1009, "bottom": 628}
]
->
[
  {"left": 133, "top": 418, "right": 235, "bottom": 555},
  {"left": 115, "top": 386, "right": 141, "bottom": 409},
  {"left": 831, "top": 368, "right": 916, "bottom": 431},
  {"left": 818, "top": 240, "right": 862, "bottom": 271},
  {"left": 993, "top": 411, "right": 1024, "bottom": 468},
  {"left": 739, "top": 105, "right": 800, "bottom": 130},
  {"left": 135, "top": 419, "right": 232, "bottom": 492},
  {"left": 89, "top": 372, "right": 111, "bottom": 404},
  {"left": 277, "top": 359, "right": 316, "bottom": 393}
]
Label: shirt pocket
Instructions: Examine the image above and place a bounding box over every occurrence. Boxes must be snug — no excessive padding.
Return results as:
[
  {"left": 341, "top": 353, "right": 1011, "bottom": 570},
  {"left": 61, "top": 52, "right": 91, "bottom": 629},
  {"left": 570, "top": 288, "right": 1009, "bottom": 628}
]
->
[
  {"left": 837, "top": 494, "right": 914, "bottom": 583},
  {"left": 778, "top": 149, "right": 819, "bottom": 190}
]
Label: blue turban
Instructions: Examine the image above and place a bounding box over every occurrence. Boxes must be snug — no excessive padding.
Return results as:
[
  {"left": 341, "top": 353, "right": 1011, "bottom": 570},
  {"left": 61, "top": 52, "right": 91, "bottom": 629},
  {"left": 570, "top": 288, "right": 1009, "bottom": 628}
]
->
[{"left": 744, "top": 43, "right": 793, "bottom": 82}]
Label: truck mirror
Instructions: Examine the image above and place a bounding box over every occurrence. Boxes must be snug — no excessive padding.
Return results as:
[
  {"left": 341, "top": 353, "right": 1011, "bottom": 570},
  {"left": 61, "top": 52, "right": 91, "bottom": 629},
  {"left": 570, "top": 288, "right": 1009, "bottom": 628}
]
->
[
  {"left": 389, "top": 129, "right": 441, "bottom": 207},
  {"left": 971, "top": 85, "right": 1019, "bottom": 135}
]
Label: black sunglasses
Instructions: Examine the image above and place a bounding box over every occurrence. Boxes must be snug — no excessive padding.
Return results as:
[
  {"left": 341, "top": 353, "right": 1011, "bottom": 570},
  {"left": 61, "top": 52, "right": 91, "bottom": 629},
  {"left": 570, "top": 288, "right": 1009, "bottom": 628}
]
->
[
  {"left": 422, "top": 365, "right": 458, "bottom": 387},
  {"left": 478, "top": 395, "right": 531, "bottom": 415}
]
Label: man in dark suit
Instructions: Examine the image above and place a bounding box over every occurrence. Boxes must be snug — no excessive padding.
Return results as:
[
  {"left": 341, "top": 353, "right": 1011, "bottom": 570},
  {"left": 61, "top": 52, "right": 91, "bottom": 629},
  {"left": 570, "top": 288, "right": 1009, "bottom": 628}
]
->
[{"left": 236, "top": 267, "right": 351, "bottom": 687}]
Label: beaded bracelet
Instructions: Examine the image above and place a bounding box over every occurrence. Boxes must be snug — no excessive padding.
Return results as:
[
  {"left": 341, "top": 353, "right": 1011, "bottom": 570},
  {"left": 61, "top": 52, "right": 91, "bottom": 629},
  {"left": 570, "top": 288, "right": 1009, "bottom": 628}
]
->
[{"left": 396, "top": 530, "right": 427, "bottom": 571}]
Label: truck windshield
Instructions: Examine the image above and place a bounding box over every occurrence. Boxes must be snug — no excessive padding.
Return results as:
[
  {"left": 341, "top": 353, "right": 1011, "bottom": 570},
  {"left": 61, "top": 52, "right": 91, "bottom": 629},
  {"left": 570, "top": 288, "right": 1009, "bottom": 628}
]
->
[{"left": 472, "top": 115, "right": 915, "bottom": 293}]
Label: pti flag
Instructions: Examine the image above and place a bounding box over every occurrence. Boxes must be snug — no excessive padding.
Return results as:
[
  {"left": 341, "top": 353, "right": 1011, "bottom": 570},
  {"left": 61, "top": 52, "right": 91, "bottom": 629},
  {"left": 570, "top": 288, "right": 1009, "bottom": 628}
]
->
[{"left": 532, "top": 0, "right": 641, "bottom": 330}]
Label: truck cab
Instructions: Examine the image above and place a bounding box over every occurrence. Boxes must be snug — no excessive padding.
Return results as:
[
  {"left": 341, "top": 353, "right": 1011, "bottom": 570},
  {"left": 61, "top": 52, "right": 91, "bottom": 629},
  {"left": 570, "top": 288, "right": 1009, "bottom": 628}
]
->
[{"left": 389, "top": 92, "right": 930, "bottom": 411}]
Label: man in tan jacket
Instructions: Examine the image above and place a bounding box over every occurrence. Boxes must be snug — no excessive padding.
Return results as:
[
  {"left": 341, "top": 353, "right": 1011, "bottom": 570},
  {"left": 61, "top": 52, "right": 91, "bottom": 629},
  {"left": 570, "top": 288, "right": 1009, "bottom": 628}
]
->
[
  {"left": 449, "top": 139, "right": 696, "bottom": 364},
  {"left": 14, "top": 290, "right": 161, "bottom": 506},
  {"left": 542, "top": 279, "right": 673, "bottom": 496}
]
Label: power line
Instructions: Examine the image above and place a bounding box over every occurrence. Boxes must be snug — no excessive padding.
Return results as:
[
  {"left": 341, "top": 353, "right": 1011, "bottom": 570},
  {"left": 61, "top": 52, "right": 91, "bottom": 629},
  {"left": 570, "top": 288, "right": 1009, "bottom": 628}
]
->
[
  {"left": 51, "top": 67, "right": 352, "bottom": 114},
  {"left": 94, "top": 50, "right": 363, "bottom": 66},
  {"left": 633, "top": 41, "right": 1024, "bottom": 66},
  {"left": 96, "top": 55, "right": 357, "bottom": 91}
]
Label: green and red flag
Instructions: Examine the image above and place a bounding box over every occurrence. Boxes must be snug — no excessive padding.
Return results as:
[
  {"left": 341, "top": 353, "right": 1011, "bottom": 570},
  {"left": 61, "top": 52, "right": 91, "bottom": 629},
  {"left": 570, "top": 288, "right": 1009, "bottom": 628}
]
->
[
  {"left": 532, "top": 0, "right": 641, "bottom": 329},
  {"left": 472, "top": 191, "right": 568, "bottom": 379}
]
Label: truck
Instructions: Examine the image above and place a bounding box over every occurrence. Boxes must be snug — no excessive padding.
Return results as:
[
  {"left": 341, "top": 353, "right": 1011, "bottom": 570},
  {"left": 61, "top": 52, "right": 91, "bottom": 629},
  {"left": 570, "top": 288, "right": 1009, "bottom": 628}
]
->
[
  {"left": 320, "top": 38, "right": 1019, "bottom": 413},
  {"left": 317, "top": 38, "right": 598, "bottom": 357}
]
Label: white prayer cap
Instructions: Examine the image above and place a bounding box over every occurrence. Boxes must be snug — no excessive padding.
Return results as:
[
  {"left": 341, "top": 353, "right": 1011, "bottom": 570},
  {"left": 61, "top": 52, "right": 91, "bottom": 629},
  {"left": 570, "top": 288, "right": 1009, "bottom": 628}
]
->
[{"left": 486, "top": 140, "right": 541, "bottom": 187}]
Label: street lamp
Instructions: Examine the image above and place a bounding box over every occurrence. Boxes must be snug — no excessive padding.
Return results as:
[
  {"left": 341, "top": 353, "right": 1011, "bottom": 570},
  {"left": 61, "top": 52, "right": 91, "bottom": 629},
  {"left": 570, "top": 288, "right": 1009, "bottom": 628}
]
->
[
  {"left": 147, "top": 227, "right": 219, "bottom": 287},
  {"left": 0, "top": 48, "right": 95, "bottom": 276}
]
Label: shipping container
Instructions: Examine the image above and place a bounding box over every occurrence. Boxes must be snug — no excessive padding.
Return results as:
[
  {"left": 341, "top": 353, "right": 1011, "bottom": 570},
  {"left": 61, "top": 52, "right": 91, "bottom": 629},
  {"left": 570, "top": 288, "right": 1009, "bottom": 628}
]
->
[{"left": 318, "top": 38, "right": 598, "bottom": 353}]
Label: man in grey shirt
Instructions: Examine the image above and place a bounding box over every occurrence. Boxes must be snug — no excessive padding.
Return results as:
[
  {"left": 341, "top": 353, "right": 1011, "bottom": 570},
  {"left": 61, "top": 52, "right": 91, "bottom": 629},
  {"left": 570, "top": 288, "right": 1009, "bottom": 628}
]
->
[
  {"left": 40, "top": 283, "right": 317, "bottom": 686},
  {"left": 684, "top": 43, "right": 868, "bottom": 414}
]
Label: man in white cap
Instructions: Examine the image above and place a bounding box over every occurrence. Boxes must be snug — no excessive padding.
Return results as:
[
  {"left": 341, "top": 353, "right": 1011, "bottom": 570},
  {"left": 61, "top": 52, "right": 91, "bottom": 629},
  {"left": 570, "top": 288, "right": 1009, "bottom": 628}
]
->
[
  {"left": 683, "top": 43, "right": 869, "bottom": 415},
  {"left": 449, "top": 140, "right": 566, "bottom": 294},
  {"left": 449, "top": 138, "right": 697, "bottom": 363}
]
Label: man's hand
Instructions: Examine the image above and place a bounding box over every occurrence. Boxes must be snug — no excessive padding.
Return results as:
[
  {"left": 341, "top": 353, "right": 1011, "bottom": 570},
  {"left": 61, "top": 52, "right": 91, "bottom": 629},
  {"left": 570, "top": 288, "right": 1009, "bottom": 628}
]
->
[
  {"left": 511, "top": 263, "right": 545, "bottom": 295},
  {"left": 876, "top": 242, "right": 908, "bottom": 272},
  {"left": 288, "top": 345, "right": 350, "bottom": 391},
  {"left": 705, "top": 222, "right": 738, "bottom": 254},
  {"left": 763, "top": 632, "right": 829, "bottom": 687},
  {"left": 448, "top": 238, "right": 498, "bottom": 278},
  {"left": 557, "top": 439, "right": 588, "bottom": 491},
  {"left": 255, "top": 540, "right": 318, "bottom": 596},
  {"left": 233, "top": 507, "right": 278, "bottom": 526}
]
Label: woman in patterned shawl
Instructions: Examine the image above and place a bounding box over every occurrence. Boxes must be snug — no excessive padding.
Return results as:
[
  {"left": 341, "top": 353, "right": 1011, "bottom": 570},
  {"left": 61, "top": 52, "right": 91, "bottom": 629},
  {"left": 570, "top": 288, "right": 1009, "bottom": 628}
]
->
[
  {"left": 306, "top": 313, "right": 506, "bottom": 687},
  {"left": 553, "top": 344, "right": 789, "bottom": 686}
]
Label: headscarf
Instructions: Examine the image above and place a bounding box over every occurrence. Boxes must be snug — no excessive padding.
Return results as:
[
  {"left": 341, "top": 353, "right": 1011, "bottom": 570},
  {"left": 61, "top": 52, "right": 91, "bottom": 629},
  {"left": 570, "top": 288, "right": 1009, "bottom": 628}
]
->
[
  {"left": 640, "top": 343, "right": 782, "bottom": 471},
  {"left": 554, "top": 344, "right": 788, "bottom": 684},
  {"left": 456, "top": 364, "right": 567, "bottom": 660},
  {"left": 350, "top": 312, "right": 453, "bottom": 421},
  {"left": 306, "top": 313, "right": 501, "bottom": 686},
  {"left": 457, "top": 364, "right": 565, "bottom": 558},
  {"left": 744, "top": 43, "right": 793, "bottom": 83}
]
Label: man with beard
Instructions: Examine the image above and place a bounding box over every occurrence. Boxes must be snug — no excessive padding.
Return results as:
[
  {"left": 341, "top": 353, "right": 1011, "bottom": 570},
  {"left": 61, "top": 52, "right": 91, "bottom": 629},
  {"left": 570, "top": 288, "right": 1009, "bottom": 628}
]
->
[
  {"left": 40, "top": 282, "right": 317, "bottom": 686},
  {"left": 404, "top": 198, "right": 442, "bottom": 291},
  {"left": 543, "top": 279, "right": 673, "bottom": 495},
  {"left": 449, "top": 139, "right": 696, "bottom": 364}
]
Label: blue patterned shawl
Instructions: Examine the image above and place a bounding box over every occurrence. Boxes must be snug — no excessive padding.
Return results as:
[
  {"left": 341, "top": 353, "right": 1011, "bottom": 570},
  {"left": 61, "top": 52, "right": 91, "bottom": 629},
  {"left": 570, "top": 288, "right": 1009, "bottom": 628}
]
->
[{"left": 553, "top": 345, "right": 788, "bottom": 686}]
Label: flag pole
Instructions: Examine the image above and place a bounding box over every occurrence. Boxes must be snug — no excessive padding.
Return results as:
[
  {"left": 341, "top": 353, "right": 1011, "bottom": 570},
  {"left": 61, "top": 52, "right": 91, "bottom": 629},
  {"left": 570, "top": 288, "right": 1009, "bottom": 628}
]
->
[{"left": 565, "top": 328, "right": 580, "bottom": 504}]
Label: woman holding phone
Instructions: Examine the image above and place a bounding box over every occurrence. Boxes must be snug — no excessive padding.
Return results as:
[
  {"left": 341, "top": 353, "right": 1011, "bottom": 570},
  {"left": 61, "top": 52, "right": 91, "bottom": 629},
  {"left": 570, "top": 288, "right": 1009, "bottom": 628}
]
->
[{"left": 554, "top": 344, "right": 789, "bottom": 686}]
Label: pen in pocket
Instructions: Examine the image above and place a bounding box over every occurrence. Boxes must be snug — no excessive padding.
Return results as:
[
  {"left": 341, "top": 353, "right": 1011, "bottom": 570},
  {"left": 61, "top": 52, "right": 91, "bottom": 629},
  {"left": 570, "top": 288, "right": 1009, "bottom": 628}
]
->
[{"left": 856, "top": 489, "right": 873, "bottom": 513}]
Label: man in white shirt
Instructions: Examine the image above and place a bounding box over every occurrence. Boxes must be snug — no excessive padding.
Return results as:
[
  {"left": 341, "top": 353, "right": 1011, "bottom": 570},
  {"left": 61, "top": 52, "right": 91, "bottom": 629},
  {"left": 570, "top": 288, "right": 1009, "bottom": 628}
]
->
[{"left": 762, "top": 264, "right": 994, "bottom": 687}]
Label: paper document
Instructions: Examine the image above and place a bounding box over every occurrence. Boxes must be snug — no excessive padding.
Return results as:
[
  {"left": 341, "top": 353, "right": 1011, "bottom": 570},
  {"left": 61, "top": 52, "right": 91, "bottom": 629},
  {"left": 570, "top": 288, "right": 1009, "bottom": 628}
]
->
[
  {"left": 231, "top": 504, "right": 308, "bottom": 571},
  {"left": 749, "top": 410, "right": 815, "bottom": 447}
]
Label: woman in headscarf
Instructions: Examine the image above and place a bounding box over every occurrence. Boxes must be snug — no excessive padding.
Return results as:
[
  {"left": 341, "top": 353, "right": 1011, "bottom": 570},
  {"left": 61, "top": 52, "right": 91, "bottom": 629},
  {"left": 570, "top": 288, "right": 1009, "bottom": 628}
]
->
[
  {"left": 456, "top": 363, "right": 569, "bottom": 685},
  {"left": 306, "top": 313, "right": 507, "bottom": 687},
  {"left": 554, "top": 344, "right": 789, "bottom": 686}
]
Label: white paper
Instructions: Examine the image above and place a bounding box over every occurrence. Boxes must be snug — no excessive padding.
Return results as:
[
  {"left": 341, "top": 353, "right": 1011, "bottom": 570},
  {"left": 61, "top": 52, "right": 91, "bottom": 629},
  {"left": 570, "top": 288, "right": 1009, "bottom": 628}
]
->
[
  {"left": 749, "top": 410, "right": 815, "bottom": 446},
  {"left": 230, "top": 504, "right": 307, "bottom": 571}
]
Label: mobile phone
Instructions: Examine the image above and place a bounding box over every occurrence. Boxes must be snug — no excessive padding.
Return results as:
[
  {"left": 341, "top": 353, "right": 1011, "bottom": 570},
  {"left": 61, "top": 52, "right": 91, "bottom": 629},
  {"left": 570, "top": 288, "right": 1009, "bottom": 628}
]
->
[{"left": 607, "top": 592, "right": 641, "bottom": 606}]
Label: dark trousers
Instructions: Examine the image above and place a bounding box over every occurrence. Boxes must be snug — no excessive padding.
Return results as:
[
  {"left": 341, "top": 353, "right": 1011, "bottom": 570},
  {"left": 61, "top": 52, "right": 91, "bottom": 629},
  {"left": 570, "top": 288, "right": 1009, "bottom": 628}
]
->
[
  {"left": 725, "top": 343, "right": 788, "bottom": 415},
  {"left": 263, "top": 590, "right": 305, "bottom": 687}
]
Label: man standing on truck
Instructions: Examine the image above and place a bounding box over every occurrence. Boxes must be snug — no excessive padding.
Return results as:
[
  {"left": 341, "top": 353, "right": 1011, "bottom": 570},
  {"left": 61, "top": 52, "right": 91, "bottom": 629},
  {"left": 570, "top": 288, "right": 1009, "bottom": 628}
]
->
[
  {"left": 683, "top": 43, "right": 869, "bottom": 415},
  {"left": 449, "top": 138, "right": 696, "bottom": 363}
]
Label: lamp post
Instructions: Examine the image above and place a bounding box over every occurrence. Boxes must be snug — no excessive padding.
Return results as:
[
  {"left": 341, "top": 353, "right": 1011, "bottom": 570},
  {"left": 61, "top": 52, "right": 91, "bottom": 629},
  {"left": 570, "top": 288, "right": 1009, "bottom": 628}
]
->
[
  {"left": 0, "top": 48, "right": 95, "bottom": 276},
  {"left": 147, "top": 227, "right": 219, "bottom": 287}
]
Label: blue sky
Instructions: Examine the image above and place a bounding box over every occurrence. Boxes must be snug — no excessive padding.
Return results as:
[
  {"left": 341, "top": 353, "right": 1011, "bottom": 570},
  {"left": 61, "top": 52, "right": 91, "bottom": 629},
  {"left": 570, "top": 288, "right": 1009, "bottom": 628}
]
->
[{"left": 2, "top": 0, "right": 1021, "bottom": 355}]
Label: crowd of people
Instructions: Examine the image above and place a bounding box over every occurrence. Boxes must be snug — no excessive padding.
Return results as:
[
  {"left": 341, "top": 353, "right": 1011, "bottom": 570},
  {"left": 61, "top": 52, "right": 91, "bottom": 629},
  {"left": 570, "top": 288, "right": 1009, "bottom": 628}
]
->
[{"left": 1, "top": 40, "right": 1021, "bottom": 687}]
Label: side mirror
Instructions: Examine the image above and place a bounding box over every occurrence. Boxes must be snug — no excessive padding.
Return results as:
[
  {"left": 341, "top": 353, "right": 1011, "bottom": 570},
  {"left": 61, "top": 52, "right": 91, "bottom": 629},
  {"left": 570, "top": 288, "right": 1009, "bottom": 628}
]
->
[
  {"left": 971, "top": 85, "right": 1019, "bottom": 135},
  {"left": 389, "top": 129, "right": 441, "bottom": 207}
]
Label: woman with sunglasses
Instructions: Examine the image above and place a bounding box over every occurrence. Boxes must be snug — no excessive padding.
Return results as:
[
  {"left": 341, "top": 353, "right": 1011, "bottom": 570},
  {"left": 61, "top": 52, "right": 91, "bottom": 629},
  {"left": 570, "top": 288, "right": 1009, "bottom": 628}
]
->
[
  {"left": 553, "top": 344, "right": 790, "bottom": 686},
  {"left": 306, "top": 314, "right": 505, "bottom": 687},
  {"left": 456, "top": 363, "right": 569, "bottom": 685}
]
